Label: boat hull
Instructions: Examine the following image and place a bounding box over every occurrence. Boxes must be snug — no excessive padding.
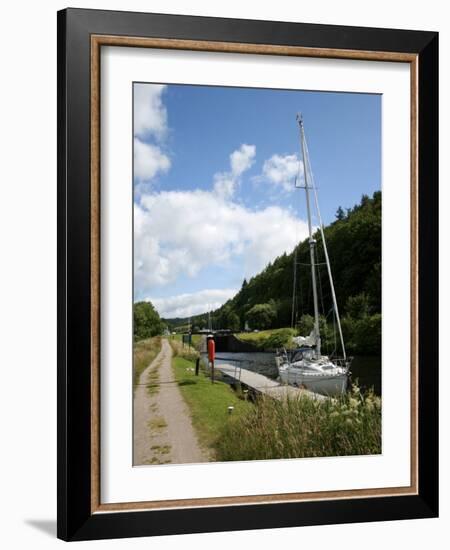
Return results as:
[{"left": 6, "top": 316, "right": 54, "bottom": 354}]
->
[{"left": 279, "top": 367, "right": 348, "bottom": 396}]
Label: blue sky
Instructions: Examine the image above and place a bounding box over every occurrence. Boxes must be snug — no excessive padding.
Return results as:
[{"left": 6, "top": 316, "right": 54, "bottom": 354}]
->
[{"left": 133, "top": 83, "right": 381, "bottom": 318}]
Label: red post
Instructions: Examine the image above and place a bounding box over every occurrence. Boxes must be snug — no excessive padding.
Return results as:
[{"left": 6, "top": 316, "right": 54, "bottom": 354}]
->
[{"left": 207, "top": 338, "right": 215, "bottom": 383}]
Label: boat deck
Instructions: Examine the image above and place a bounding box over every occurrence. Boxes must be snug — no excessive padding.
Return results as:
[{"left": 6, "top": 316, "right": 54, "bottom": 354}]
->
[{"left": 214, "top": 363, "right": 326, "bottom": 401}]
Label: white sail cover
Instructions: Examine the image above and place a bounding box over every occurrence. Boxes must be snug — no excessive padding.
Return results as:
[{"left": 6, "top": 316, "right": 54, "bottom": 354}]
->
[{"left": 292, "top": 331, "right": 316, "bottom": 347}]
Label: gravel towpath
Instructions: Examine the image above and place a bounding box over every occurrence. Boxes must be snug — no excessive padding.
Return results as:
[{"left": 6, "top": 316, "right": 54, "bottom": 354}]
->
[{"left": 133, "top": 339, "right": 208, "bottom": 466}]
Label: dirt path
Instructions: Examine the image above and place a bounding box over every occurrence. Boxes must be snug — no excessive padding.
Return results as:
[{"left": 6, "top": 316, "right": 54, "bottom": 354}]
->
[{"left": 133, "top": 339, "right": 208, "bottom": 466}]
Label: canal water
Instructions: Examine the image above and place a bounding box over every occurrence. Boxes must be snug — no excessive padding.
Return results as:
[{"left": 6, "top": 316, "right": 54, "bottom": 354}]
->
[{"left": 201, "top": 352, "right": 381, "bottom": 396}]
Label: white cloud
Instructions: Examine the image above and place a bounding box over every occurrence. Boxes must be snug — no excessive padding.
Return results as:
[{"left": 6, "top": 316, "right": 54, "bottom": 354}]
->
[
  {"left": 134, "top": 84, "right": 168, "bottom": 140},
  {"left": 212, "top": 172, "right": 236, "bottom": 199},
  {"left": 230, "top": 144, "right": 256, "bottom": 176},
  {"left": 259, "top": 153, "right": 304, "bottom": 192},
  {"left": 133, "top": 84, "right": 171, "bottom": 185},
  {"left": 150, "top": 289, "right": 237, "bottom": 319},
  {"left": 213, "top": 143, "right": 256, "bottom": 198},
  {"left": 134, "top": 138, "right": 171, "bottom": 182},
  {"left": 134, "top": 188, "right": 309, "bottom": 297}
]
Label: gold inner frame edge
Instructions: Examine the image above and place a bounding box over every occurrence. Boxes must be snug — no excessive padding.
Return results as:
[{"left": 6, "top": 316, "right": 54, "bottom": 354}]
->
[{"left": 90, "top": 34, "right": 419, "bottom": 514}]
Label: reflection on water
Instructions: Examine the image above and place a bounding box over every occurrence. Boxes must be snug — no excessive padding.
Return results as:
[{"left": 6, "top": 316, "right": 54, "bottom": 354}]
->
[
  {"left": 201, "top": 352, "right": 381, "bottom": 396},
  {"left": 349, "top": 355, "right": 381, "bottom": 396}
]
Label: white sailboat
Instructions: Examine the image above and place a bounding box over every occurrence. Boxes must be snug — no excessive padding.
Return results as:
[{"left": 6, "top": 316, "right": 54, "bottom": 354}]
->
[{"left": 277, "top": 115, "right": 351, "bottom": 396}]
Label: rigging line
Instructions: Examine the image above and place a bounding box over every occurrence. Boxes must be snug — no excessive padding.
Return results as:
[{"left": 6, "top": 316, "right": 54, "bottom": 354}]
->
[
  {"left": 333, "top": 307, "right": 337, "bottom": 357},
  {"left": 324, "top": 306, "right": 337, "bottom": 357},
  {"left": 306, "top": 269, "right": 311, "bottom": 320},
  {"left": 303, "top": 134, "right": 347, "bottom": 360},
  {"left": 317, "top": 258, "right": 328, "bottom": 354},
  {"left": 317, "top": 251, "right": 327, "bottom": 318},
  {"left": 292, "top": 154, "right": 305, "bottom": 329},
  {"left": 291, "top": 246, "right": 298, "bottom": 329},
  {"left": 298, "top": 257, "right": 303, "bottom": 326}
]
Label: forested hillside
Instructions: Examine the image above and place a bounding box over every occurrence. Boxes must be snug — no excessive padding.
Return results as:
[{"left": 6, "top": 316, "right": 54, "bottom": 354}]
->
[{"left": 166, "top": 191, "right": 382, "bottom": 355}]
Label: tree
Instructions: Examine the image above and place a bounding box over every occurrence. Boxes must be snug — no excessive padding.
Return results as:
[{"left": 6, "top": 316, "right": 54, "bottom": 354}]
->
[
  {"left": 133, "top": 301, "right": 164, "bottom": 341},
  {"left": 346, "top": 293, "right": 371, "bottom": 319},
  {"left": 297, "top": 314, "right": 314, "bottom": 335},
  {"left": 353, "top": 313, "right": 382, "bottom": 355},
  {"left": 227, "top": 312, "right": 240, "bottom": 332},
  {"left": 335, "top": 206, "right": 345, "bottom": 221},
  {"left": 246, "top": 303, "right": 277, "bottom": 330}
]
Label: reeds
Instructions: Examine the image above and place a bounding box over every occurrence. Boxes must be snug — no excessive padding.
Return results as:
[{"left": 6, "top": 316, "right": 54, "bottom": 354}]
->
[{"left": 216, "top": 384, "right": 381, "bottom": 461}]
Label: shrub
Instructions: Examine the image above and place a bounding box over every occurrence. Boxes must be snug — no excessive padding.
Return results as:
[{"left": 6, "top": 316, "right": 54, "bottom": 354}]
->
[{"left": 264, "top": 328, "right": 296, "bottom": 349}]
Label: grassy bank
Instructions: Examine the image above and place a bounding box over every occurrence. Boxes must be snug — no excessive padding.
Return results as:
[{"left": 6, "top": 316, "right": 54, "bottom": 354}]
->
[
  {"left": 133, "top": 336, "right": 162, "bottom": 387},
  {"left": 236, "top": 327, "right": 296, "bottom": 350},
  {"left": 170, "top": 341, "right": 253, "bottom": 457},
  {"left": 215, "top": 387, "right": 381, "bottom": 461}
]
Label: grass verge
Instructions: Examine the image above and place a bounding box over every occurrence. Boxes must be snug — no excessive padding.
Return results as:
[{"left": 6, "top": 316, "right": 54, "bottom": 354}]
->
[
  {"left": 215, "top": 386, "right": 381, "bottom": 461},
  {"left": 172, "top": 355, "right": 253, "bottom": 457},
  {"left": 133, "top": 336, "right": 162, "bottom": 388}
]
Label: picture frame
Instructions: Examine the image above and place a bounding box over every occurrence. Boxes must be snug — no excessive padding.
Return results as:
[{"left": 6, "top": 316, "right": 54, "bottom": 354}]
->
[{"left": 57, "top": 7, "right": 438, "bottom": 541}]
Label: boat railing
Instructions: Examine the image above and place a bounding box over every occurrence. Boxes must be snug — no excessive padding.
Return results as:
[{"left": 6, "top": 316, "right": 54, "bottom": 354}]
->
[{"left": 330, "top": 355, "right": 353, "bottom": 371}]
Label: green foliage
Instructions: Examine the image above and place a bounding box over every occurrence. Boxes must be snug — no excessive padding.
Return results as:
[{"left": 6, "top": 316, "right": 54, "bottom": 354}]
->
[
  {"left": 134, "top": 301, "right": 164, "bottom": 341},
  {"left": 297, "top": 313, "right": 314, "bottom": 335},
  {"left": 353, "top": 314, "right": 382, "bottom": 355},
  {"left": 237, "top": 328, "right": 296, "bottom": 349},
  {"left": 213, "top": 306, "right": 241, "bottom": 331},
  {"left": 346, "top": 293, "right": 371, "bottom": 319},
  {"left": 216, "top": 387, "right": 381, "bottom": 461},
  {"left": 341, "top": 313, "right": 381, "bottom": 355},
  {"left": 335, "top": 206, "right": 345, "bottom": 221},
  {"left": 227, "top": 312, "right": 241, "bottom": 332},
  {"left": 263, "top": 328, "right": 296, "bottom": 349},
  {"left": 246, "top": 302, "right": 277, "bottom": 330}
]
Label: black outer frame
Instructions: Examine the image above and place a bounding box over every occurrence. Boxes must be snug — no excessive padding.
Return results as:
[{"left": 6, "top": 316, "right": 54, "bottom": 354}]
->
[{"left": 57, "top": 8, "right": 438, "bottom": 542}]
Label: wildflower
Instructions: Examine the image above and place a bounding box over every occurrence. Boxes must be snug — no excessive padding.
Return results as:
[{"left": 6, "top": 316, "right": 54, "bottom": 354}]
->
[
  {"left": 365, "top": 399, "right": 374, "bottom": 412},
  {"left": 349, "top": 397, "right": 359, "bottom": 409}
]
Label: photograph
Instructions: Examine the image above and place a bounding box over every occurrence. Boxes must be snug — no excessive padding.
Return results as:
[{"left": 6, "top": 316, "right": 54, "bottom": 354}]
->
[
  {"left": 132, "top": 82, "right": 382, "bottom": 467},
  {"left": 53, "top": 6, "right": 439, "bottom": 542}
]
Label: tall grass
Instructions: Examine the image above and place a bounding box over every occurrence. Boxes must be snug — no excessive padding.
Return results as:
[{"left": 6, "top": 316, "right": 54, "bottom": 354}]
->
[
  {"left": 169, "top": 338, "right": 200, "bottom": 363},
  {"left": 133, "top": 336, "right": 162, "bottom": 387},
  {"left": 216, "top": 386, "right": 381, "bottom": 461}
]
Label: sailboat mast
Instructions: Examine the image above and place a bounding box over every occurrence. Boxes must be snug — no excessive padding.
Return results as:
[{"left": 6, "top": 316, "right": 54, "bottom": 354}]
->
[
  {"left": 297, "top": 115, "right": 321, "bottom": 358},
  {"left": 301, "top": 118, "right": 347, "bottom": 361}
]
